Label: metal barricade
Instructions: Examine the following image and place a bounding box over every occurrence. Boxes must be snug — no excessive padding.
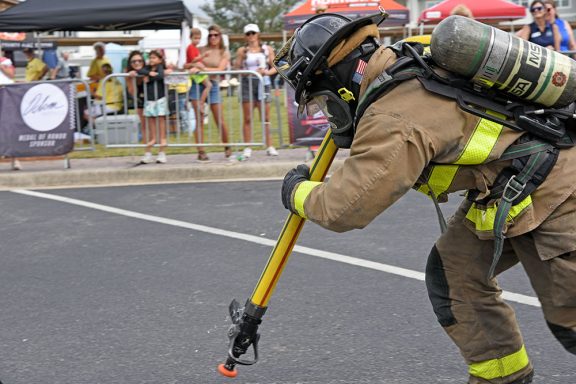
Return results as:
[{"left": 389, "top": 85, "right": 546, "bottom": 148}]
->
[{"left": 97, "top": 70, "right": 283, "bottom": 153}]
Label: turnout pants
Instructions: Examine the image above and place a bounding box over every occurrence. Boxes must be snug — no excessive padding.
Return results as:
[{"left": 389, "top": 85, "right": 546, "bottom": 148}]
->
[{"left": 426, "top": 200, "right": 576, "bottom": 384}]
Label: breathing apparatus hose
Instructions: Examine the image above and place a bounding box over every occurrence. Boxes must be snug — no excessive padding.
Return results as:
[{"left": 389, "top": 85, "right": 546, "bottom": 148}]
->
[{"left": 218, "top": 132, "right": 339, "bottom": 377}]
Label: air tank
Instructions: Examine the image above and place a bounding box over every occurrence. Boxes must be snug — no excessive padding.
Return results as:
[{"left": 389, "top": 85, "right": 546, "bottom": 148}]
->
[{"left": 431, "top": 15, "right": 576, "bottom": 108}]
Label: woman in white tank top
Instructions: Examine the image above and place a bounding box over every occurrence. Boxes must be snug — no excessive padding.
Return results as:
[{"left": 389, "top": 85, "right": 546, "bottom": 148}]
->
[{"left": 234, "top": 23, "right": 279, "bottom": 159}]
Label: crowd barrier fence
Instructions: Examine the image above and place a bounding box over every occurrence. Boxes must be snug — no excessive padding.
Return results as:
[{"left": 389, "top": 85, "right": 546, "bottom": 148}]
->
[{"left": 98, "top": 70, "right": 286, "bottom": 152}]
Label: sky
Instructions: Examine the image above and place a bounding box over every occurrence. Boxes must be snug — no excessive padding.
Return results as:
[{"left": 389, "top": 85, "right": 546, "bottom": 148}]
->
[{"left": 184, "top": 0, "right": 210, "bottom": 18}]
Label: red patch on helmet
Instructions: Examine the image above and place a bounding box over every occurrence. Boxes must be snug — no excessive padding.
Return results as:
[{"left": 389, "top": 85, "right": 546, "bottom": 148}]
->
[{"left": 552, "top": 71, "right": 567, "bottom": 87}]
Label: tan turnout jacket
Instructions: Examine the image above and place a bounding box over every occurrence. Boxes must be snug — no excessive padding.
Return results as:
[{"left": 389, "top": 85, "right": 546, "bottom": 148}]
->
[{"left": 302, "top": 46, "right": 576, "bottom": 259}]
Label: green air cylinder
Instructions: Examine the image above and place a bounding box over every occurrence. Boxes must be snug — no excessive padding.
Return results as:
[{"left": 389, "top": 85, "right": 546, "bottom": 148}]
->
[{"left": 431, "top": 15, "right": 576, "bottom": 108}]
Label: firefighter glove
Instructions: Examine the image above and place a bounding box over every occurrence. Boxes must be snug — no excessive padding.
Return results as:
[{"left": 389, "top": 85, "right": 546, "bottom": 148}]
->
[{"left": 281, "top": 164, "right": 310, "bottom": 215}]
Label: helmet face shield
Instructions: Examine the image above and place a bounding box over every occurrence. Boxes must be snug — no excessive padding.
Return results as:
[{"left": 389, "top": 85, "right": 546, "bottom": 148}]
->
[{"left": 298, "top": 90, "right": 353, "bottom": 135}]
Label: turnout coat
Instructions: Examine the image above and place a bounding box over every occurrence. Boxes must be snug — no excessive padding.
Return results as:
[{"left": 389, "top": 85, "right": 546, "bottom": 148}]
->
[{"left": 300, "top": 46, "right": 576, "bottom": 262}]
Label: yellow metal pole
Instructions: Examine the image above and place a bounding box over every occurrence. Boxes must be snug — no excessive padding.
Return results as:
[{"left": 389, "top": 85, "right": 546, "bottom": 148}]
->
[
  {"left": 250, "top": 132, "right": 339, "bottom": 307},
  {"left": 218, "top": 131, "right": 339, "bottom": 378}
]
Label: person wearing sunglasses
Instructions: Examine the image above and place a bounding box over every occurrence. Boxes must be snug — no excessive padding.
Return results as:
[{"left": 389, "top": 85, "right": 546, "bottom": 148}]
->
[
  {"left": 234, "top": 23, "right": 279, "bottom": 160},
  {"left": 517, "top": 0, "right": 560, "bottom": 51},
  {"left": 545, "top": 0, "right": 576, "bottom": 56},
  {"left": 188, "top": 24, "right": 231, "bottom": 162},
  {"left": 126, "top": 50, "right": 147, "bottom": 153}
]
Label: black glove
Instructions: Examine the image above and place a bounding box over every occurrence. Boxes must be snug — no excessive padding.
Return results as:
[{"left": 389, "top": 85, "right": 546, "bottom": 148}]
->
[{"left": 281, "top": 164, "right": 310, "bottom": 214}]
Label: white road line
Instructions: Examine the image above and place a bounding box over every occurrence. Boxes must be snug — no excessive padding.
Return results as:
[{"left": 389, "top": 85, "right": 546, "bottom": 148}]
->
[{"left": 11, "top": 189, "right": 541, "bottom": 308}]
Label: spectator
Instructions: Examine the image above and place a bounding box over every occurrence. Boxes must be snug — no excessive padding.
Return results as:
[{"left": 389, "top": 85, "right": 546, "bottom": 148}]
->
[
  {"left": 166, "top": 63, "right": 191, "bottom": 134},
  {"left": 517, "top": 0, "right": 560, "bottom": 51},
  {"left": 42, "top": 48, "right": 58, "bottom": 78},
  {"left": 0, "top": 46, "right": 15, "bottom": 84},
  {"left": 50, "top": 51, "right": 70, "bottom": 80},
  {"left": 184, "top": 28, "right": 212, "bottom": 112},
  {"left": 235, "top": 23, "right": 279, "bottom": 159},
  {"left": 126, "top": 50, "right": 147, "bottom": 146},
  {"left": 188, "top": 24, "right": 231, "bottom": 162},
  {"left": 545, "top": 0, "right": 576, "bottom": 54},
  {"left": 450, "top": 4, "right": 474, "bottom": 18},
  {"left": 87, "top": 42, "right": 111, "bottom": 82},
  {"left": 23, "top": 48, "right": 48, "bottom": 82},
  {"left": 1, "top": 47, "right": 20, "bottom": 171},
  {"left": 137, "top": 50, "right": 168, "bottom": 164},
  {"left": 83, "top": 63, "right": 123, "bottom": 124}
]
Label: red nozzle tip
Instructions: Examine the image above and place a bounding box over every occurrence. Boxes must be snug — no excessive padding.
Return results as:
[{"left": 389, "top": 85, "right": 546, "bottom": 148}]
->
[{"left": 218, "top": 363, "right": 238, "bottom": 378}]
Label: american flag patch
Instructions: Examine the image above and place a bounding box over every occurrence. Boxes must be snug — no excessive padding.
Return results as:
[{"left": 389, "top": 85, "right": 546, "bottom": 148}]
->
[{"left": 352, "top": 59, "right": 367, "bottom": 84}]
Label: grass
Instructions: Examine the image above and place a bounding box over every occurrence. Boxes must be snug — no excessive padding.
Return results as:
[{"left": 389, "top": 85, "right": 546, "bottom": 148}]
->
[{"left": 69, "top": 90, "right": 292, "bottom": 159}]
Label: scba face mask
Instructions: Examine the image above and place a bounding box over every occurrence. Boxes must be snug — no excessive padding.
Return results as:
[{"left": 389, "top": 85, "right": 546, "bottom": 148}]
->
[{"left": 298, "top": 90, "right": 355, "bottom": 148}]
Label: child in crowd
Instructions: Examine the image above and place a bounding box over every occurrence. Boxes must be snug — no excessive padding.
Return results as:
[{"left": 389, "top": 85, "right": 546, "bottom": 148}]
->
[
  {"left": 185, "top": 28, "right": 212, "bottom": 108},
  {"left": 138, "top": 50, "right": 168, "bottom": 164}
]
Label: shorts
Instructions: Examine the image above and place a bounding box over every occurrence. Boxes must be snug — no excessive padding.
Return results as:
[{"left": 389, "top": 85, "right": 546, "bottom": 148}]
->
[
  {"left": 144, "top": 97, "right": 168, "bottom": 117},
  {"left": 189, "top": 80, "right": 221, "bottom": 104},
  {"left": 241, "top": 77, "right": 271, "bottom": 103}
]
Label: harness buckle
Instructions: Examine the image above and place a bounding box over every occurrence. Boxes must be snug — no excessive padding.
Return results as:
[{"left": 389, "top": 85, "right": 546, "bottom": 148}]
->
[{"left": 502, "top": 175, "right": 526, "bottom": 204}]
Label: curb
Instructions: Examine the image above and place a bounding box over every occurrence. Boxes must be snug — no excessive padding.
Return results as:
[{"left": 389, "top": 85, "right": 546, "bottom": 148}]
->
[{"left": 0, "top": 160, "right": 345, "bottom": 190}]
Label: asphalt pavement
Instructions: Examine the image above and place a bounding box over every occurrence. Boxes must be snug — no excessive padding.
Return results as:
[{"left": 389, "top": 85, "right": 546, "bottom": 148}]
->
[
  {"left": 0, "top": 182, "right": 574, "bottom": 384},
  {"left": 0, "top": 148, "right": 574, "bottom": 383},
  {"left": 0, "top": 147, "right": 349, "bottom": 190}
]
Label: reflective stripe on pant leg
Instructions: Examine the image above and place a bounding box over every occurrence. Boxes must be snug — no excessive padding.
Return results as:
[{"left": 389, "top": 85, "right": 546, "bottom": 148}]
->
[
  {"left": 468, "top": 345, "right": 530, "bottom": 380},
  {"left": 426, "top": 245, "right": 456, "bottom": 327},
  {"left": 434, "top": 201, "right": 526, "bottom": 367}
]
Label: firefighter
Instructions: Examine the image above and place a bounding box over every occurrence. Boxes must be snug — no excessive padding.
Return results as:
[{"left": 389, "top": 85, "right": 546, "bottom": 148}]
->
[{"left": 275, "top": 13, "right": 576, "bottom": 384}]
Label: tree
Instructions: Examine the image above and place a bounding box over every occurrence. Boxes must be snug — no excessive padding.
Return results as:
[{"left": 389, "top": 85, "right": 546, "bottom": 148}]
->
[{"left": 200, "top": 0, "right": 300, "bottom": 33}]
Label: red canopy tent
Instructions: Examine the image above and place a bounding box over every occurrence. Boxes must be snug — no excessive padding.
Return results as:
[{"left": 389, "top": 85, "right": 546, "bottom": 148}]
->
[
  {"left": 418, "top": 0, "right": 526, "bottom": 24},
  {"left": 284, "top": 0, "right": 409, "bottom": 30}
]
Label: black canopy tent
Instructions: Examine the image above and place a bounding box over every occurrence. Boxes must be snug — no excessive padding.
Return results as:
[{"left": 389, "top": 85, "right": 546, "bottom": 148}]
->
[{"left": 0, "top": 0, "right": 193, "bottom": 32}]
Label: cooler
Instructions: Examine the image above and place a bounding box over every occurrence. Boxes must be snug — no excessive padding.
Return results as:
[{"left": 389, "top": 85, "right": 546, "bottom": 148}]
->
[{"left": 94, "top": 114, "right": 140, "bottom": 145}]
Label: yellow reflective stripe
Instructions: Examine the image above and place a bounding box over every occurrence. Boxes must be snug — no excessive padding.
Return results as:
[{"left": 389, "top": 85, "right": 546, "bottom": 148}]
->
[
  {"left": 455, "top": 112, "right": 504, "bottom": 165},
  {"left": 466, "top": 195, "right": 532, "bottom": 232},
  {"left": 469, "top": 345, "right": 530, "bottom": 380},
  {"left": 418, "top": 111, "right": 504, "bottom": 198},
  {"left": 294, "top": 181, "right": 322, "bottom": 219},
  {"left": 418, "top": 165, "right": 459, "bottom": 197}
]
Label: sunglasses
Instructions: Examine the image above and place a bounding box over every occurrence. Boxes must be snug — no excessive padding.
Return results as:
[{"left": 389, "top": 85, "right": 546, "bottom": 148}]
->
[
  {"left": 208, "top": 33, "right": 220, "bottom": 38},
  {"left": 130, "top": 59, "right": 143, "bottom": 64},
  {"left": 530, "top": 6, "right": 544, "bottom": 12},
  {"left": 245, "top": 31, "right": 257, "bottom": 36}
]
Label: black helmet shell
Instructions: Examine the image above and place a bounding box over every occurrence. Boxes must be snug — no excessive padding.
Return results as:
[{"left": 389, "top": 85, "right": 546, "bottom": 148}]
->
[
  {"left": 290, "top": 14, "right": 350, "bottom": 65},
  {"left": 274, "top": 12, "right": 383, "bottom": 102}
]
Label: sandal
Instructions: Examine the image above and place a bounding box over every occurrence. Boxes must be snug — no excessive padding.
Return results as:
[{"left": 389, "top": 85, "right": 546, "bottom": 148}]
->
[
  {"left": 224, "top": 146, "right": 233, "bottom": 158},
  {"left": 197, "top": 151, "right": 210, "bottom": 162}
]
